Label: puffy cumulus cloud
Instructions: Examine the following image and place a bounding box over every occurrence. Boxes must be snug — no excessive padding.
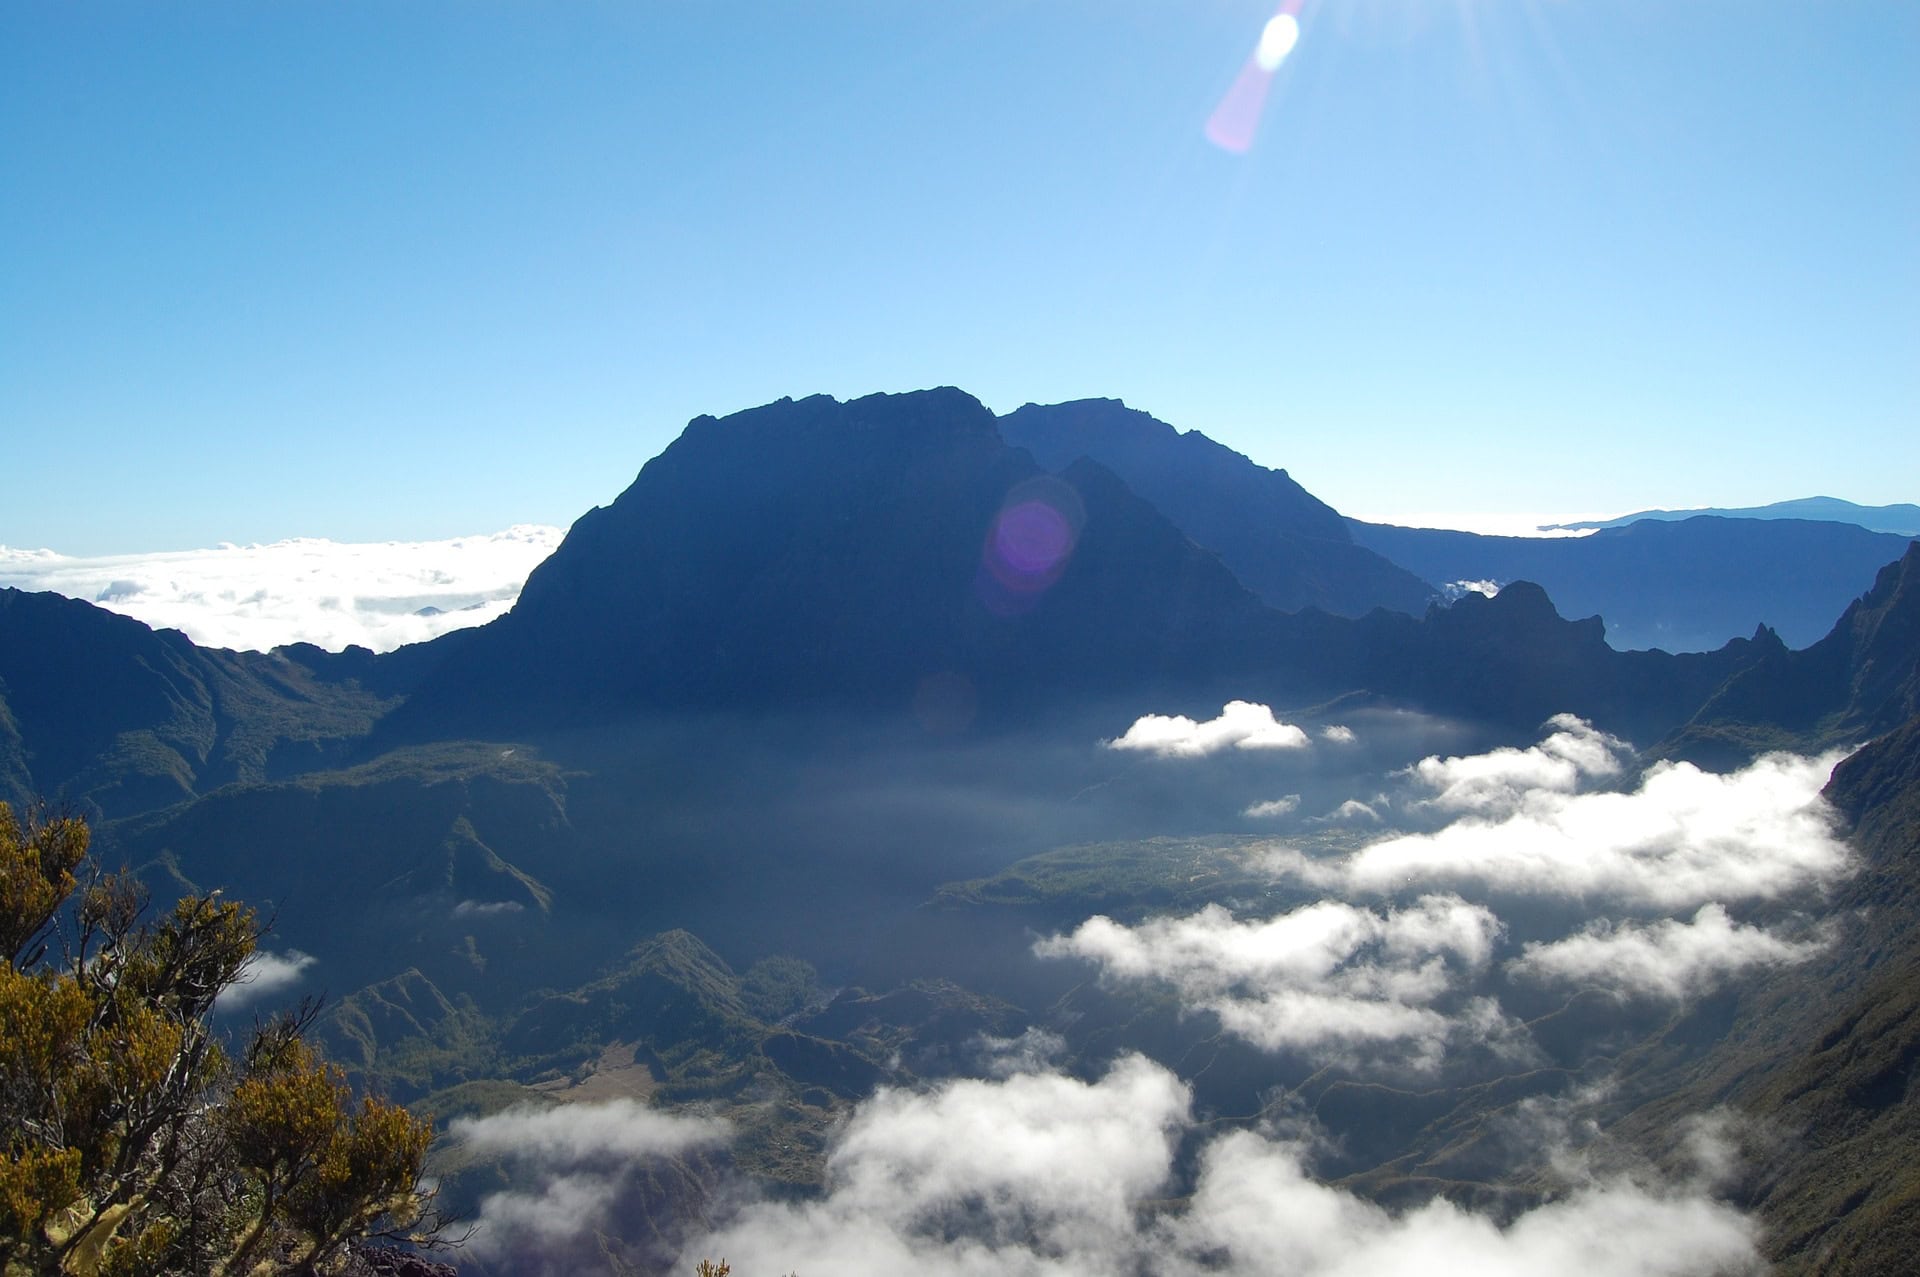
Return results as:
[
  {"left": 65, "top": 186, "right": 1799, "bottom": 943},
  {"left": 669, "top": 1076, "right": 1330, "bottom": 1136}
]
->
[
  {"left": 682, "top": 1056, "right": 1763, "bottom": 1277},
  {"left": 1106, "top": 701, "right": 1309, "bottom": 758},
  {"left": 1320, "top": 724, "right": 1357, "bottom": 744},
  {"left": 1035, "top": 897, "right": 1508, "bottom": 1067},
  {"left": 1244, "top": 795, "right": 1300, "bottom": 819},
  {"left": 1338, "top": 748, "right": 1854, "bottom": 908},
  {"left": 1169, "top": 1127, "right": 1761, "bottom": 1277},
  {"left": 1408, "top": 714, "right": 1630, "bottom": 815},
  {"left": 688, "top": 1056, "right": 1189, "bottom": 1275},
  {"left": 215, "top": 949, "right": 315, "bottom": 1011},
  {"left": 0, "top": 525, "right": 563, "bottom": 653},
  {"left": 1512, "top": 904, "right": 1830, "bottom": 1000},
  {"left": 451, "top": 1100, "right": 728, "bottom": 1265}
]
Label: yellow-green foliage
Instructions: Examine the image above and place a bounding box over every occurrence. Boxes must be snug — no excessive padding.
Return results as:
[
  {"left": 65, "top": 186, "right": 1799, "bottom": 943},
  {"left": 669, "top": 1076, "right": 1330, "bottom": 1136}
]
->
[{"left": 0, "top": 803, "right": 437, "bottom": 1276}]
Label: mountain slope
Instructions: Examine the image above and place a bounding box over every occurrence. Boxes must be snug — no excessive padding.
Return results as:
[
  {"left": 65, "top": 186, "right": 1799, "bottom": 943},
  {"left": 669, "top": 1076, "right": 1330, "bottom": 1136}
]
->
[
  {"left": 999, "top": 398, "right": 1435, "bottom": 617},
  {"left": 381, "top": 389, "right": 1772, "bottom": 748},
  {"left": 381, "top": 389, "right": 1292, "bottom": 740},
  {"left": 1608, "top": 713, "right": 1920, "bottom": 1275},
  {"left": 1661, "top": 541, "right": 1920, "bottom": 764},
  {"left": 1350, "top": 515, "right": 1917, "bottom": 651},
  {"left": 0, "top": 588, "right": 391, "bottom": 816}
]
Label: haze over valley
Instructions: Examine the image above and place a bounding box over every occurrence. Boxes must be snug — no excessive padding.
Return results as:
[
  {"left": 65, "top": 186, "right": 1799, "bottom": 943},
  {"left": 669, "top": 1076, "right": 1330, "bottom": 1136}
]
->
[
  {"left": 3, "top": 3, "right": 1915, "bottom": 1274},
  {"left": 3, "top": 388, "right": 1917, "bottom": 1275}
]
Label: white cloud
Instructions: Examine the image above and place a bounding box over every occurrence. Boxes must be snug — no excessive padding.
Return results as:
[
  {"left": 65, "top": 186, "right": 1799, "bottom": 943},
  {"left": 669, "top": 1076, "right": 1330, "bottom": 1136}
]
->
[
  {"left": 1036, "top": 897, "right": 1508, "bottom": 1068},
  {"left": 452, "top": 1098, "right": 727, "bottom": 1164},
  {"left": 1169, "top": 1126, "right": 1761, "bottom": 1277},
  {"left": 1512, "top": 904, "right": 1830, "bottom": 1000},
  {"left": 453, "top": 899, "right": 526, "bottom": 918},
  {"left": 975, "top": 1028, "right": 1069, "bottom": 1078},
  {"left": 1320, "top": 725, "right": 1357, "bottom": 744},
  {"left": 689, "top": 1056, "right": 1188, "bottom": 1276},
  {"left": 1338, "top": 748, "right": 1853, "bottom": 908},
  {"left": 682, "top": 1056, "right": 1763, "bottom": 1277},
  {"left": 1106, "top": 701, "right": 1310, "bottom": 758},
  {"left": 1444, "top": 578, "right": 1503, "bottom": 600},
  {"left": 216, "top": 948, "right": 316, "bottom": 1011},
  {"left": 1408, "top": 714, "right": 1630, "bottom": 815},
  {"left": 1244, "top": 795, "right": 1300, "bottom": 819},
  {"left": 452, "top": 1100, "right": 728, "bottom": 1266},
  {"left": 1322, "top": 799, "right": 1381, "bottom": 824},
  {"left": 0, "top": 525, "right": 563, "bottom": 653}
]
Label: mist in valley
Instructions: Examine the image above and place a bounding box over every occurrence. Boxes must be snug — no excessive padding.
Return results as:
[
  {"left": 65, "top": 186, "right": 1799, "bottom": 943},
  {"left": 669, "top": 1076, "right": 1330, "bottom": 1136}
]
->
[{"left": 344, "top": 698, "right": 1851, "bottom": 1276}]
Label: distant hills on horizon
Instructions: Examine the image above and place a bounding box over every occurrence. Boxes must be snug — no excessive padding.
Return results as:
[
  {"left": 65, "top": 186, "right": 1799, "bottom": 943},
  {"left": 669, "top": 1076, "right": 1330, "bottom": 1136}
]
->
[
  {"left": 1539, "top": 495, "right": 1920, "bottom": 537},
  {"left": 2, "top": 392, "right": 1910, "bottom": 662}
]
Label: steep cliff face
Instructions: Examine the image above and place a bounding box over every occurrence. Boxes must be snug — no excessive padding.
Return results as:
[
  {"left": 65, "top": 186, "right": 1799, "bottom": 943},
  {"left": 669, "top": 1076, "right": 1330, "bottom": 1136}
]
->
[
  {"left": 1605, "top": 714, "right": 1920, "bottom": 1276},
  {"left": 1663, "top": 542, "right": 1920, "bottom": 764},
  {"left": 382, "top": 389, "right": 1283, "bottom": 740}
]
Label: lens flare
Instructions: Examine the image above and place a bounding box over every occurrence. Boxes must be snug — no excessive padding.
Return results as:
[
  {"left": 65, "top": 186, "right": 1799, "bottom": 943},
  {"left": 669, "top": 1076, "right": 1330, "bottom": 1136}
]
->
[
  {"left": 1255, "top": 13, "right": 1300, "bottom": 72},
  {"left": 1206, "top": 1, "right": 1307, "bottom": 155},
  {"left": 976, "top": 476, "right": 1086, "bottom": 616}
]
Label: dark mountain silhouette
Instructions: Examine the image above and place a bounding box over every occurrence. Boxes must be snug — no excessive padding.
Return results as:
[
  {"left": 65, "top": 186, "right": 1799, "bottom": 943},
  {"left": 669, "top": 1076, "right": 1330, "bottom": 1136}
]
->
[
  {"left": 5, "top": 385, "right": 1915, "bottom": 1274},
  {"left": 379, "top": 388, "right": 1286, "bottom": 741},
  {"left": 2, "top": 388, "right": 1811, "bottom": 801},
  {"left": 1661, "top": 541, "right": 1920, "bottom": 765},
  {"left": 1351, "top": 515, "right": 1917, "bottom": 652},
  {"left": 1543, "top": 495, "right": 1920, "bottom": 537},
  {"left": 0, "top": 588, "right": 390, "bottom": 817},
  {"left": 998, "top": 398, "right": 1435, "bottom": 617},
  {"left": 377, "top": 389, "right": 1779, "bottom": 750}
]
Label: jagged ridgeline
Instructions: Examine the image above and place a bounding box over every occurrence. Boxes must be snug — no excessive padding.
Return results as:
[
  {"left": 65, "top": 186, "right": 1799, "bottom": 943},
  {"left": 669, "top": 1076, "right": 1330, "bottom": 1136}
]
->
[{"left": 0, "top": 387, "right": 1915, "bottom": 1274}]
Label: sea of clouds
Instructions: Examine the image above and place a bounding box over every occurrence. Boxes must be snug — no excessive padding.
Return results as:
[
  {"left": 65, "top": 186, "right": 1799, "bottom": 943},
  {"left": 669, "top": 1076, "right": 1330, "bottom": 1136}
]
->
[
  {"left": 0, "top": 526, "right": 565, "bottom": 653},
  {"left": 462, "top": 1054, "right": 1762, "bottom": 1277},
  {"left": 448, "top": 707, "right": 1845, "bottom": 1274}
]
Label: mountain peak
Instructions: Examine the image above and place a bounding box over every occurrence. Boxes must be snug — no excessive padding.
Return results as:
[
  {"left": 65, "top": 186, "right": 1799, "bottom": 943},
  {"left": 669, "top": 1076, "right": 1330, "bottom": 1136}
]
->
[{"left": 998, "top": 399, "right": 1435, "bottom": 617}]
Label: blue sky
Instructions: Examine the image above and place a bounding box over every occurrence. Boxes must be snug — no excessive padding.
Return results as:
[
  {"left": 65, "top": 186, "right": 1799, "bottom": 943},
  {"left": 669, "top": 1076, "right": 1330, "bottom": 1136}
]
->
[{"left": 3, "top": 1, "right": 1914, "bottom": 554}]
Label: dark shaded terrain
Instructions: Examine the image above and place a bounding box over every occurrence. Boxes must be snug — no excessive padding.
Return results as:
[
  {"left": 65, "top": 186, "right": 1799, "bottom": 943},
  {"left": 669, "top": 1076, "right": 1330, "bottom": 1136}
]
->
[{"left": 2, "top": 387, "right": 1917, "bottom": 1272}]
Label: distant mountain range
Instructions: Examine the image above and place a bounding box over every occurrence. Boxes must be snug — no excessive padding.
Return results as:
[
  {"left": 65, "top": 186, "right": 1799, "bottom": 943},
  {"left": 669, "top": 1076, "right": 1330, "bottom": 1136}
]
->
[
  {"left": 1350, "top": 515, "right": 1917, "bottom": 652},
  {"left": 2, "top": 386, "right": 1918, "bottom": 1275},
  {"left": 1541, "top": 496, "right": 1920, "bottom": 536},
  {"left": 3, "top": 387, "right": 1914, "bottom": 815}
]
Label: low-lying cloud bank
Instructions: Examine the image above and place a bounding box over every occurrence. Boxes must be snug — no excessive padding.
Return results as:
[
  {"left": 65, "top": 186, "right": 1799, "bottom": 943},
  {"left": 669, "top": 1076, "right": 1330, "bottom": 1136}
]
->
[
  {"left": 0, "top": 525, "right": 563, "bottom": 653},
  {"left": 682, "top": 1055, "right": 1763, "bottom": 1277},
  {"left": 1052, "top": 717, "right": 1851, "bottom": 1066},
  {"left": 1037, "top": 897, "right": 1509, "bottom": 1068},
  {"left": 1262, "top": 742, "right": 1853, "bottom": 909},
  {"left": 1409, "top": 713, "right": 1629, "bottom": 815},
  {"left": 452, "top": 1100, "right": 728, "bottom": 1271},
  {"left": 1513, "top": 904, "right": 1830, "bottom": 1001}
]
